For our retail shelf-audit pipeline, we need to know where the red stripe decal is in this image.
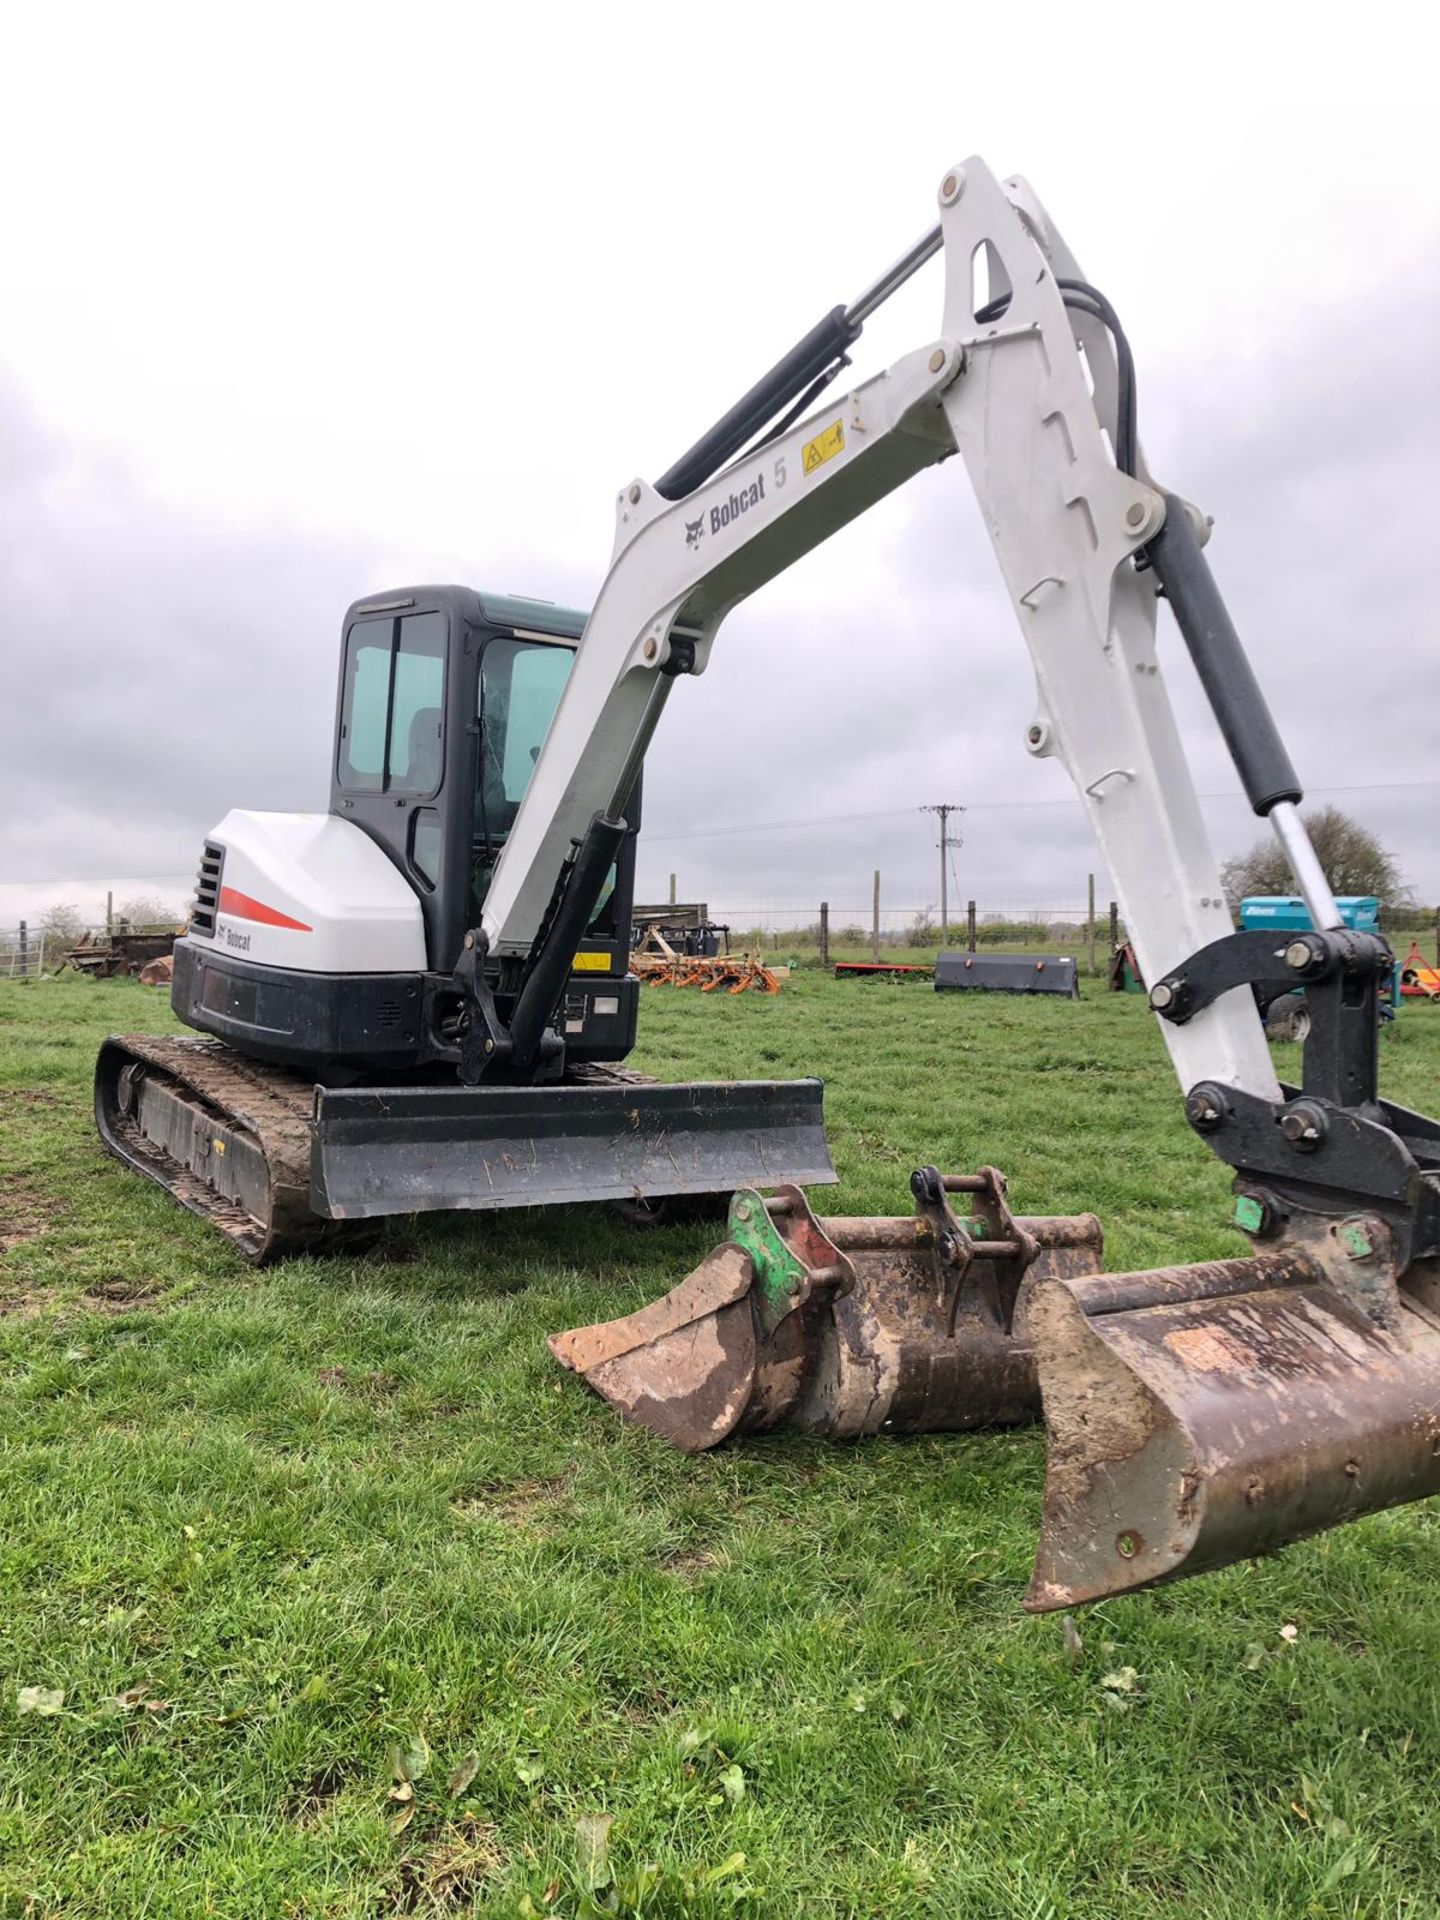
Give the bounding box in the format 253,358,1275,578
219,886,312,933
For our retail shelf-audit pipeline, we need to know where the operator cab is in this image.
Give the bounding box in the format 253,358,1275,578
330,586,637,986
173,586,639,1074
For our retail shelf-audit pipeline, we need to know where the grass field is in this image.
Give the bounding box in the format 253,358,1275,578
4,974,1440,1918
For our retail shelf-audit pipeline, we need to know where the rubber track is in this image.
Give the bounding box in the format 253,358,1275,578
96,1034,373,1265
96,1034,657,1267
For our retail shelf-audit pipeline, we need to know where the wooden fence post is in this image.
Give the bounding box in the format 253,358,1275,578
819,901,830,968
1087,872,1097,977
872,871,881,964
1109,900,1119,951
966,900,977,954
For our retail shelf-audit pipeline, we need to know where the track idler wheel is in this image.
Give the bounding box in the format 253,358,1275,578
548,1169,1103,1451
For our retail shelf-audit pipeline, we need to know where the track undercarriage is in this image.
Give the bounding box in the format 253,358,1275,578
95,1035,366,1262
94,1034,835,1265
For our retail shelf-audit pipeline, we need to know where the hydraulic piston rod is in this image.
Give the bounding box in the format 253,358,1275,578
844,224,943,326
1146,494,1342,931
654,224,944,502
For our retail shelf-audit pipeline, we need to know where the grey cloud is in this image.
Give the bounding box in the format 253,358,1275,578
4,252,1437,934
1,378,408,889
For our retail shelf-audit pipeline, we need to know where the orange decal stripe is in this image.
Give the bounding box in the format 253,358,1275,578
218,885,313,933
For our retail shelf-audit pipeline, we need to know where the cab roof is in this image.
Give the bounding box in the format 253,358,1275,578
475,590,588,640
348,586,589,642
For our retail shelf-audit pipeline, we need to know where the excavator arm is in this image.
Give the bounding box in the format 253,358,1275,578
479,159,1289,1108
533,159,1440,1609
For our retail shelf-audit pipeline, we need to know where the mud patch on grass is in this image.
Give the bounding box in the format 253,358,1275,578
0,1179,68,1254
451,1471,572,1528
659,1546,721,1578
81,1277,162,1312
391,1819,506,1911
0,1283,49,1320
317,1364,401,1397
284,1762,352,1824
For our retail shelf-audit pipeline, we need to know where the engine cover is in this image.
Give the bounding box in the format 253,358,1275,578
188,810,427,974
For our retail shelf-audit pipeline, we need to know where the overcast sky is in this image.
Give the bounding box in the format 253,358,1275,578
2,3,1436,933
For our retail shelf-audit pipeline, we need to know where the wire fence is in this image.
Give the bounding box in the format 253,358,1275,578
635,894,1121,970
643,887,1440,970
710,900,1100,934
0,915,183,980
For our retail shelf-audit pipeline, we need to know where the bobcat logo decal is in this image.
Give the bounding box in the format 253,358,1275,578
684,515,705,551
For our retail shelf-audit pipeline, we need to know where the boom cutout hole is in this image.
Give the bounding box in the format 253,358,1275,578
970,240,1013,323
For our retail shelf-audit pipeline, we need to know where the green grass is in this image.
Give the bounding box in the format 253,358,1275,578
4,974,1440,1918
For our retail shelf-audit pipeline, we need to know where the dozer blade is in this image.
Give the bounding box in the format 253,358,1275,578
311,1077,835,1217
1023,1224,1440,1610
550,1168,1103,1450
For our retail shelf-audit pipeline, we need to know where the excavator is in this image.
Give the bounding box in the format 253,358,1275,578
96,158,1440,1612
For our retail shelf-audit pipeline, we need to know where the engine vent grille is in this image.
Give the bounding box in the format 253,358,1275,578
190,843,224,937
376,999,402,1028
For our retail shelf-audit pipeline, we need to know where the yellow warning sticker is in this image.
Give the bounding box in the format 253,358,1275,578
802,418,845,475
571,950,611,972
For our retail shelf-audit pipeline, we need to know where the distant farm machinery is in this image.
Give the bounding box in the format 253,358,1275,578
1401,942,1440,1001
631,920,785,995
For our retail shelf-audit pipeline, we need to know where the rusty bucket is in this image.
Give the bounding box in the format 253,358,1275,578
548,1168,1103,1450
1023,1218,1440,1609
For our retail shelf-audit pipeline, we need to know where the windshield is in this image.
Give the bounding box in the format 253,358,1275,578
475,632,617,932
477,635,574,843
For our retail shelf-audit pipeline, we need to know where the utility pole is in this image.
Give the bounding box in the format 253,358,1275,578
921,805,963,939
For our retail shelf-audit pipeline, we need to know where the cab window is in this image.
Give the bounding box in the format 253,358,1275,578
339,611,445,794
476,636,573,840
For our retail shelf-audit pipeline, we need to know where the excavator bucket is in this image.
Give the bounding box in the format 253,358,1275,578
552,1169,1440,1610
1022,1225,1440,1610
548,1168,1103,1450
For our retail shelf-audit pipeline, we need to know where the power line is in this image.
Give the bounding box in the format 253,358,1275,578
644,804,919,845
6,782,1439,889
644,778,1440,845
